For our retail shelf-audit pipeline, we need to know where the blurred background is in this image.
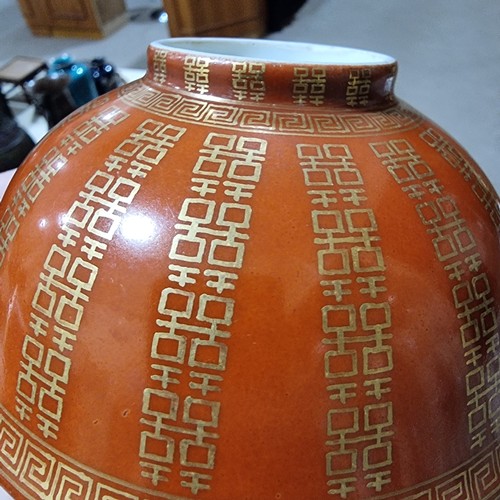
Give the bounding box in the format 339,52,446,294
0,0,498,190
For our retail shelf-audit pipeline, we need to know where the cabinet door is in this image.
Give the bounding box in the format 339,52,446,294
17,0,51,35
17,0,127,38
163,0,266,38
45,0,98,31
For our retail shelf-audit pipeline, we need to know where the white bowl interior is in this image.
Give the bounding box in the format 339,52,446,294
153,38,396,66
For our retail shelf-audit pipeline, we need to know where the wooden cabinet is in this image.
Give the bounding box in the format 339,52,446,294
163,0,266,38
17,0,128,38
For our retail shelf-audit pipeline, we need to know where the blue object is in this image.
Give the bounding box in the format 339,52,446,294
49,55,98,108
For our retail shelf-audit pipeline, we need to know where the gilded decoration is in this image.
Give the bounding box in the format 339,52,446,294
370,139,499,450
118,84,423,137
14,119,186,440
139,132,267,494
297,143,394,497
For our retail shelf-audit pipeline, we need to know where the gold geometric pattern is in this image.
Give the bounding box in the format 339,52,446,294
297,143,394,497
14,119,186,440
346,69,372,107
292,66,326,106
419,127,500,232
0,105,130,271
231,61,266,102
139,132,267,494
0,147,66,270
183,56,210,95
372,441,500,499
153,49,168,84
0,404,189,499
1,403,499,499
370,139,500,451
118,83,423,137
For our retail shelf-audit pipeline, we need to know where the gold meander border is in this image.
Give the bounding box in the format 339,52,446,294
371,441,499,499
1,404,498,499
0,404,188,500
118,83,423,137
